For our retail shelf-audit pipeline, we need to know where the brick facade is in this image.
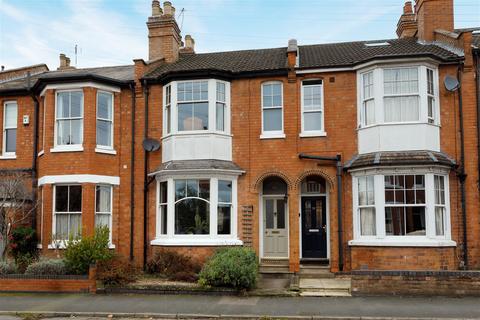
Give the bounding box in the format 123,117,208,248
0,0,479,275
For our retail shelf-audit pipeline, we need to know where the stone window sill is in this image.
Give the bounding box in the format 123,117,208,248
150,237,243,246
348,239,456,247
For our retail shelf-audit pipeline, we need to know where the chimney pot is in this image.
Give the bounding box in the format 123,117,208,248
163,1,175,16
152,0,162,16
58,53,73,70
287,39,298,53
185,35,195,51
403,1,413,14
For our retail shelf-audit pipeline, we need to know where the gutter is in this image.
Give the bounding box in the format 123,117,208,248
298,153,344,271
129,82,136,261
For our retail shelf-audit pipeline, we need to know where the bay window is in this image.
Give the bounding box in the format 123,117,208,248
162,79,230,136
301,80,324,135
153,176,240,245
3,101,17,156
96,91,114,149
56,91,83,147
261,82,284,138
352,169,452,245
358,64,439,127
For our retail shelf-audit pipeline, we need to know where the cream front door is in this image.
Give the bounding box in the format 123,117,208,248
263,197,288,258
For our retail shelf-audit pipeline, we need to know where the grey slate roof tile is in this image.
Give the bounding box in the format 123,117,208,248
154,160,244,173
344,151,456,170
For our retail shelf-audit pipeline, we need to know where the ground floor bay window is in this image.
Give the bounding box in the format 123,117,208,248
350,167,455,246
151,174,242,246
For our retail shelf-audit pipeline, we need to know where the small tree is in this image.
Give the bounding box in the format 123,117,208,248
0,172,36,260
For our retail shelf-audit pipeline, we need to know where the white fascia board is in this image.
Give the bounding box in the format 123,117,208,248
38,174,120,186
40,82,121,96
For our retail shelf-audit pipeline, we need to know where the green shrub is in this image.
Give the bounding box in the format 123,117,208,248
97,255,138,286
64,226,113,275
0,261,17,275
25,259,67,276
9,226,38,272
198,247,258,290
145,249,201,282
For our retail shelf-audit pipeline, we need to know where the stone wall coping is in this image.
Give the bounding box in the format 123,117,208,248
0,274,89,280
352,270,480,277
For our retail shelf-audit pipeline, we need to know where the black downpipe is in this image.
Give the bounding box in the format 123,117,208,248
30,95,39,229
298,153,343,271
129,83,136,261
457,66,468,268
143,80,150,268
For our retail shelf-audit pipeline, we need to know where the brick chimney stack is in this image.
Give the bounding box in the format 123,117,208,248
147,1,181,62
415,0,454,41
396,1,417,38
58,53,74,70
180,35,195,54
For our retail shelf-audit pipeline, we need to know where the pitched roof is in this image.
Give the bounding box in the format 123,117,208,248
152,160,244,174
0,65,134,94
344,151,456,170
145,37,461,80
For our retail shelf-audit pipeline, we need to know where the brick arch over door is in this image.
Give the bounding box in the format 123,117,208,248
253,171,294,192
294,169,335,192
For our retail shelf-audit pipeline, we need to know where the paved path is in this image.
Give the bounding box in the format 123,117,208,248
0,293,479,319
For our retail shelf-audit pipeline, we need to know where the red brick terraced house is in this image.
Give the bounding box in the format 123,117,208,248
0,0,479,275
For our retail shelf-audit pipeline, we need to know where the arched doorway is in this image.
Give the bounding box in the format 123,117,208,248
261,176,288,258
300,175,328,260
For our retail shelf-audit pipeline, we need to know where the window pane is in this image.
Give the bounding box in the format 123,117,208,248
199,180,210,200
5,129,16,153
69,186,82,212
160,205,168,234
55,215,69,239
97,92,112,120
384,68,418,94
177,81,208,102
194,102,209,130
360,208,376,236
276,199,286,229
70,119,83,144
218,180,232,203
57,93,70,118
95,213,110,228
385,207,403,235
96,185,111,213
216,103,225,131
55,186,69,212
435,207,445,236
186,179,199,197
175,198,209,234
263,176,287,195
217,204,231,235
70,213,82,238
364,99,375,126
57,120,69,145
385,206,425,236
304,85,322,109
70,92,83,117
96,120,112,146
263,108,282,131
304,111,322,131
178,103,193,131
159,182,168,204
166,105,171,133
216,82,226,102
4,103,17,128
265,199,274,229
175,180,186,200
384,96,419,122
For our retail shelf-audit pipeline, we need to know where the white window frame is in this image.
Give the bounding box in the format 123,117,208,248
95,91,115,152
2,101,17,158
164,84,172,135
357,63,440,128
360,71,375,127
426,68,437,124
350,167,454,247
162,79,231,137
52,90,84,153
261,81,285,139
95,184,114,245
152,174,241,246
383,66,420,123
300,79,326,137
52,184,82,243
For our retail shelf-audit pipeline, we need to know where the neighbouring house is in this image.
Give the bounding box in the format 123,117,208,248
0,0,479,276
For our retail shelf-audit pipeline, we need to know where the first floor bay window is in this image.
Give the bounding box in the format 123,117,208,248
56,91,83,146
152,175,241,246
351,169,452,245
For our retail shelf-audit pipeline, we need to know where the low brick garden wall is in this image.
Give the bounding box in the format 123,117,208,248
0,266,96,293
352,270,480,296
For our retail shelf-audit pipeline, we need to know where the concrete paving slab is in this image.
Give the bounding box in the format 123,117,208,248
299,278,351,290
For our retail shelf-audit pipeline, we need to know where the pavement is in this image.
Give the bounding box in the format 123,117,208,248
0,293,480,319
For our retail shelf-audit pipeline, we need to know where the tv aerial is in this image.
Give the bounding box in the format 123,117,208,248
142,138,161,152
